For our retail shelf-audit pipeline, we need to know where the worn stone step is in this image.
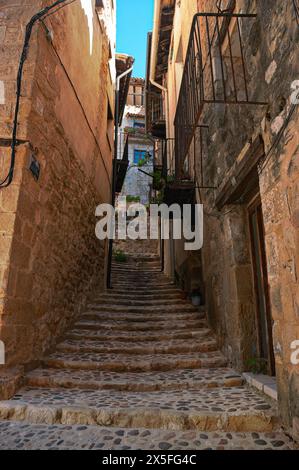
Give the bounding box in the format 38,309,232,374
25,368,244,392
0,386,278,432
74,318,207,332
66,327,212,343
103,287,180,296
86,303,198,313
95,292,185,301
111,278,166,283
92,298,189,307
42,351,227,372
111,267,162,272
55,337,218,355
80,311,203,324
0,421,294,450
111,276,167,283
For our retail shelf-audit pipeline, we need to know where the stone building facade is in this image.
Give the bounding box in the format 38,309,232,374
147,0,299,439
119,78,153,204
0,0,116,377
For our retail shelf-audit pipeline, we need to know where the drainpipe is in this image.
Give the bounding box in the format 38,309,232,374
107,65,133,289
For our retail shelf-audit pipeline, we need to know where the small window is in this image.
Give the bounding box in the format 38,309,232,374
133,121,145,129
133,149,151,164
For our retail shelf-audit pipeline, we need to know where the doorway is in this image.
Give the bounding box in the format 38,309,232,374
248,195,275,376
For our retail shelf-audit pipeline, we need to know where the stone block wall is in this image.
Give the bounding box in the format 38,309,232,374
0,1,113,370
194,0,299,437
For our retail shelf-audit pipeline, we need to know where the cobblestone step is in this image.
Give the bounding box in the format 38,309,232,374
74,318,207,332
92,298,189,306
25,368,244,392
0,421,295,450
101,287,180,295
111,280,173,286
66,327,212,343
0,386,278,432
55,337,218,355
42,351,227,372
95,292,185,301
86,303,198,313
80,311,204,324
0,253,286,448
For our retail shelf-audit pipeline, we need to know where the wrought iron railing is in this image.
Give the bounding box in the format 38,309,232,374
174,12,267,177
146,91,166,138
115,134,129,193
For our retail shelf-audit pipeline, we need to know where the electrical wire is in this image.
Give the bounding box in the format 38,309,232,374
292,0,299,26
0,0,77,189
42,0,77,20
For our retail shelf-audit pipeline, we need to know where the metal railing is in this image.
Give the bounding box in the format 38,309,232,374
146,91,165,136
115,134,129,193
174,12,267,177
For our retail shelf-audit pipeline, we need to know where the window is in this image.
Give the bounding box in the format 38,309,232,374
133,149,151,164
128,84,145,106
133,121,145,129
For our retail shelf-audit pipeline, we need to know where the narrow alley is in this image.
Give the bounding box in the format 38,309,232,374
0,0,299,455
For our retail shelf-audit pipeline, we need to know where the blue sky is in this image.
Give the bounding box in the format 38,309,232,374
116,0,154,78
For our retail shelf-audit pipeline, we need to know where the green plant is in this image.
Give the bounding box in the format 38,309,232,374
126,195,140,203
246,357,268,374
166,174,175,183
137,151,152,168
114,249,127,263
151,170,164,190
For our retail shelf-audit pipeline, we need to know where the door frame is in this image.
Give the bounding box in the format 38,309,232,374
247,193,276,376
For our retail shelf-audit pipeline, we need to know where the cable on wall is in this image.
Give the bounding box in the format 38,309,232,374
292,0,299,26
0,0,76,189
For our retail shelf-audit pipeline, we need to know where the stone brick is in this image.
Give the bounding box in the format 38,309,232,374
0,0,114,372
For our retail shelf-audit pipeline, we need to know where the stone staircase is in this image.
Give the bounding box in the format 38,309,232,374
0,255,295,449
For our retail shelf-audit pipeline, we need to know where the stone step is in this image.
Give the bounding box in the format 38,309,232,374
80,311,203,324
92,298,189,306
111,280,173,286
66,327,212,343
111,267,162,272
55,337,218,355
25,368,244,392
86,303,198,313
103,287,180,295
111,276,167,282
0,386,278,432
112,279,171,293
95,292,185,301
42,351,227,372
0,421,294,450
74,318,207,332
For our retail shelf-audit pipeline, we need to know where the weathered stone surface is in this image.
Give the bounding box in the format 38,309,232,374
0,255,292,451
0,0,113,371
0,421,296,450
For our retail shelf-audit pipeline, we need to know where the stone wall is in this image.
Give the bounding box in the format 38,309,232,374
160,0,299,438
0,1,113,371
194,0,299,438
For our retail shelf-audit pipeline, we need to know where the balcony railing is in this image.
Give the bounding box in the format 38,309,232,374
174,12,267,178
115,135,129,193
146,91,166,139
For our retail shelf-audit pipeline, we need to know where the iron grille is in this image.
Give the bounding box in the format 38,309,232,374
115,135,129,193
146,91,166,138
174,12,267,178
